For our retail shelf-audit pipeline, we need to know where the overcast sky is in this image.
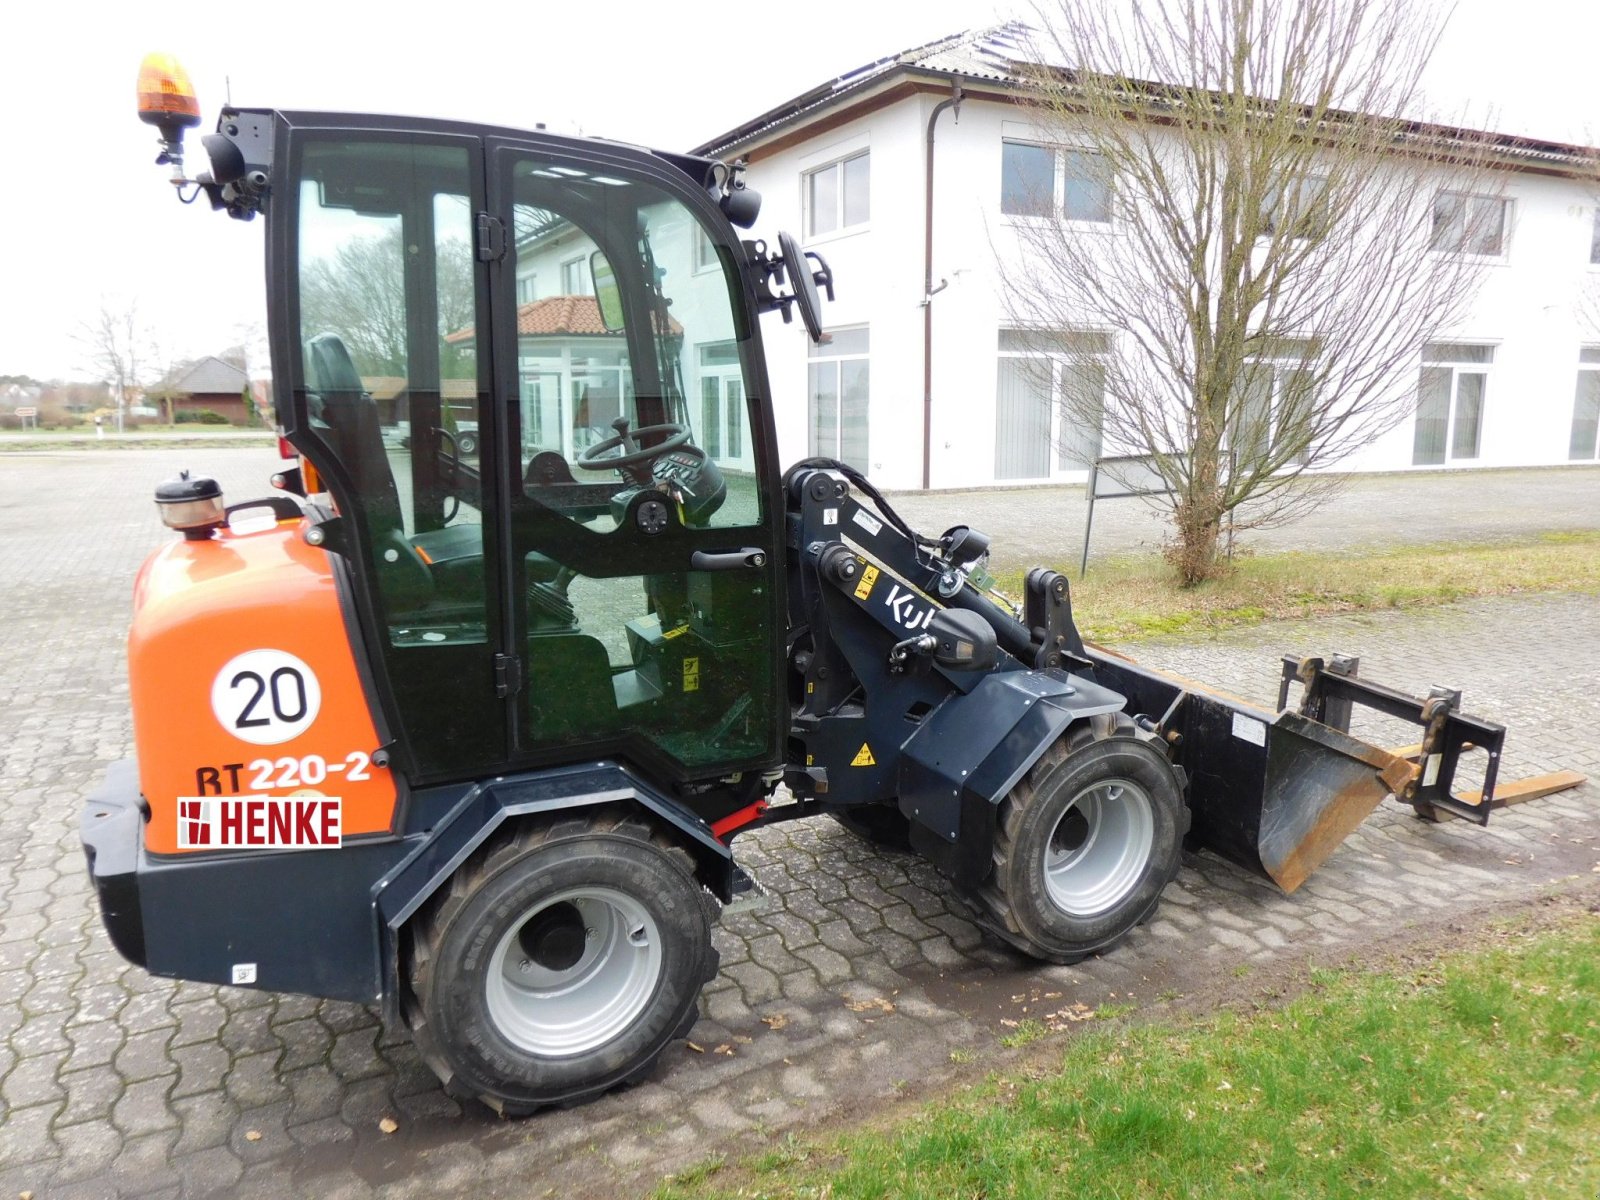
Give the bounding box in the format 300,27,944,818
2,0,1595,383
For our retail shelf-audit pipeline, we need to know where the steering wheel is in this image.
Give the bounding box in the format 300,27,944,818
575,416,693,481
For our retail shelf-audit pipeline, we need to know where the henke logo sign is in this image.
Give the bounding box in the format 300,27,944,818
177,794,343,850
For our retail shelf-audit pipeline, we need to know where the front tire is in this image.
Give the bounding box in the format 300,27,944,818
970,714,1187,963
406,808,716,1114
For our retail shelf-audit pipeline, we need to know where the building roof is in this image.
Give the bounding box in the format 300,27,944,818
361,376,477,402
692,23,1031,159
446,295,681,343
691,20,1598,174
162,356,250,396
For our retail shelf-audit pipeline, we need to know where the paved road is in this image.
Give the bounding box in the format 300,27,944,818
0,449,1595,1198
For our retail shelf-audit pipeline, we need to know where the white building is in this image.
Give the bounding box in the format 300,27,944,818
691,23,1600,491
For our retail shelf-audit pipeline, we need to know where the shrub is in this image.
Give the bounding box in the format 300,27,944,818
175,409,231,425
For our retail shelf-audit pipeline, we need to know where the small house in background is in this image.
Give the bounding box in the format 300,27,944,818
153,356,252,424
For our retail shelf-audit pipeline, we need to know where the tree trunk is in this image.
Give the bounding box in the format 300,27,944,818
1172,436,1226,585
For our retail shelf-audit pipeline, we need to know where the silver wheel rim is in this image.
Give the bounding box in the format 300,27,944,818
485,886,663,1057
1043,778,1156,917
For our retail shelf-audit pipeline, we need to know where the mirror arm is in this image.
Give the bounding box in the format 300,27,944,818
743,238,795,320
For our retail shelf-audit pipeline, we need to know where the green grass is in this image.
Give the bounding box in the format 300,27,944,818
657,916,1600,1199
992,531,1600,641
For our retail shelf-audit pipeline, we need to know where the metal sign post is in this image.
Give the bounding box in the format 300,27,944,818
1080,453,1177,578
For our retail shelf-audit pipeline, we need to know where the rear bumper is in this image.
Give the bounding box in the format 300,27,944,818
80,759,148,968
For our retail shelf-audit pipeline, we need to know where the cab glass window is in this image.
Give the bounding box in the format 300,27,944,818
511,163,759,530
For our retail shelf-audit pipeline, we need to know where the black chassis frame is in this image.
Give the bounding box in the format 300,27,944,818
769,465,1145,888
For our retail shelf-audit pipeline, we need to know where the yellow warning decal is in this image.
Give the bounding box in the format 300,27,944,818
662,624,691,640
682,656,700,693
850,743,876,767
853,563,879,601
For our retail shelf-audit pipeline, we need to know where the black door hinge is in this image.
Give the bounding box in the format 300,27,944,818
476,213,506,262
493,653,522,698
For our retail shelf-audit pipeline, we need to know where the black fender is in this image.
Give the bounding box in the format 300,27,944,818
371,760,732,1024
897,669,1129,886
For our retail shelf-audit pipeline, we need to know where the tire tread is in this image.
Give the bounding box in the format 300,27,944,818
403,805,716,1115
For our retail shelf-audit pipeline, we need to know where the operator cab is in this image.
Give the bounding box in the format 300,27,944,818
278,128,789,786
131,89,826,801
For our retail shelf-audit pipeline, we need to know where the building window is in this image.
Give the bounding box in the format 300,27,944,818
1430,192,1508,256
808,326,869,467
1232,339,1318,464
804,152,869,237
560,257,592,296
694,225,719,271
994,329,1106,479
696,340,745,465
1414,343,1492,465
1571,347,1600,460
1591,210,1600,265
1263,176,1329,240
1000,142,1112,223
516,273,537,305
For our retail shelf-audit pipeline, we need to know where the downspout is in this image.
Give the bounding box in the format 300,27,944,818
922,81,963,490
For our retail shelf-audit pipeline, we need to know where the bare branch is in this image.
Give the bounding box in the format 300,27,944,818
1000,0,1503,582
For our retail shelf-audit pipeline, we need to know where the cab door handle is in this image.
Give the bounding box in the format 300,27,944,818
691,548,768,571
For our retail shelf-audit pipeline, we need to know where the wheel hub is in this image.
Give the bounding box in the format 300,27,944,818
485,887,664,1058
517,901,587,972
1043,778,1156,917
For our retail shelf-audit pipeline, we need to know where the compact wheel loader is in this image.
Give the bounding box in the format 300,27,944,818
85,57,1516,1114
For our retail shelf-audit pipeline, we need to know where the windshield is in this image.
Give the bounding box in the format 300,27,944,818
509,160,759,526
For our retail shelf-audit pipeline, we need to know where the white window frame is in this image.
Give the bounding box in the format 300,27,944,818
807,325,870,466
994,329,1107,480
693,225,720,274
1590,208,1600,267
1000,140,1113,225
694,340,750,470
560,256,592,297
803,151,870,240
1414,343,1494,466
516,273,537,305
1429,191,1511,259
1571,346,1600,461
1261,175,1329,242
1230,340,1319,464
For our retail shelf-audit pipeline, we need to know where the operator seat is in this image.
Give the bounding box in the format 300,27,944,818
304,333,448,612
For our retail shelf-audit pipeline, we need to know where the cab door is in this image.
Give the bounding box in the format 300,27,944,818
276,120,506,783
486,138,785,781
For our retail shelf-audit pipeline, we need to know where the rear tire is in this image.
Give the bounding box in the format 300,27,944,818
405,807,716,1114
969,714,1187,964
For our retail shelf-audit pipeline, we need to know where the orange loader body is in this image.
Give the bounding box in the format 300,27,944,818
128,516,398,855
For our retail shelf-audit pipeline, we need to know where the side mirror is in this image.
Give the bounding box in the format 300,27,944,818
778,230,831,343
926,608,997,673
591,251,624,331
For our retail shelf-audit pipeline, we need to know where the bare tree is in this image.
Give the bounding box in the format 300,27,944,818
75,300,153,431
299,231,476,379
1005,0,1502,582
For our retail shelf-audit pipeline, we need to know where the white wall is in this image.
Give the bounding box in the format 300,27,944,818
738,87,1600,489
741,96,932,487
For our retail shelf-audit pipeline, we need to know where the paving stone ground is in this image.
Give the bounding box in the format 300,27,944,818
0,449,1595,1198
